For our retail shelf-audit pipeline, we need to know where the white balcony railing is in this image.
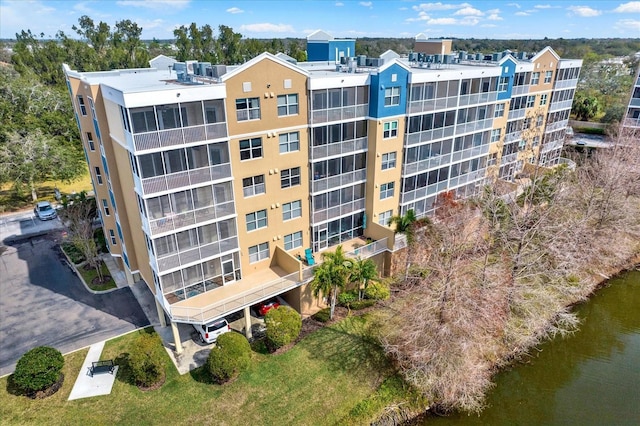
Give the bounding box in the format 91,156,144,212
141,163,232,195
311,104,368,124
147,201,235,236
168,237,388,324
311,137,367,160
311,169,366,194
132,123,227,152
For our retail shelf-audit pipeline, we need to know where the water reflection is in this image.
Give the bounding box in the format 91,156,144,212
426,269,640,426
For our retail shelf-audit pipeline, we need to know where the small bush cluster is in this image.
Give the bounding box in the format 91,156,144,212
207,332,251,384
312,308,331,323
265,306,302,350
364,281,390,301
13,346,64,394
128,333,164,387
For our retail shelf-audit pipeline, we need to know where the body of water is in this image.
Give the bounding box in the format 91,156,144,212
427,269,640,425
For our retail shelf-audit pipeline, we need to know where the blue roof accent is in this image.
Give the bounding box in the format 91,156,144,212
307,39,355,62
497,56,517,101
369,62,409,118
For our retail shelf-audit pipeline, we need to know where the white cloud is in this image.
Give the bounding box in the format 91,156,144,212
487,13,503,20
454,6,483,16
116,0,191,10
426,17,458,25
567,6,602,17
614,18,640,31
134,18,165,30
515,11,530,16
613,2,640,13
239,23,294,33
534,4,553,8
226,7,243,14
335,2,344,6
359,1,372,7
399,6,408,10
507,3,521,8
481,24,498,28
412,2,471,12
406,11,431,22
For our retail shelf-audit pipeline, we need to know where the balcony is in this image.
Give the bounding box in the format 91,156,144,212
311,169,366,194
458,91,498,106
312,198,365,224
132,123,227,152
311,104,368,124
409,96,458,113
545,119,569,133
549,99,573,113
152,236,240,274
554,78,579,90
311,137,367,160
148,201,235,236
406,125,456,146
507,108,526,121
167,237,388,324
512,85,530,96
454,118,493,136
141,163,232,195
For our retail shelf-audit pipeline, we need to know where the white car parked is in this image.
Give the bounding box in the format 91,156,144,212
34,201,57,220
194,318,231,344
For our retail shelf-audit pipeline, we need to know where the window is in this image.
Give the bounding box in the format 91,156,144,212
498,77,509,92
384,87,400,106
277,94,299,116
531,72,540,85
283,200,302,221
95,166,103,185
540,93,548,106
544,71,553,84
383,121,398,138
536,115,544,127
281,167,301,188
378,210,392,226
86,132,95,151
381,152,396,170
249,242,269,263
284,231,302,250
526,96,535,108
243,175,265,197
109,229,117,245
236,97,260,121
77,96,87,116
102,199,110,216
532,136,540,147
495,103,505,118
279,132,299,153
490,129,501,143
380,182,395,199
246,209,267,231
239,137,262,160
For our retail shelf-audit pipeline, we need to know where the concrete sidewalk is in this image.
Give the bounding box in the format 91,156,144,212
68,341,118,401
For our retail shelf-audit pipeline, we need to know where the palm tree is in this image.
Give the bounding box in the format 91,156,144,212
388,209,418,279
349,257,379,300
311,245,351,320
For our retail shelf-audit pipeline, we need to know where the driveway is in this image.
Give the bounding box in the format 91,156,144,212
0,233,149,376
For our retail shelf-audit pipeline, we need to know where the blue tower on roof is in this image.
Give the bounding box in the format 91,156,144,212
306,30,356,63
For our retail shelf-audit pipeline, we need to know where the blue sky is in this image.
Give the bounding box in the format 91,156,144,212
1,1,639,40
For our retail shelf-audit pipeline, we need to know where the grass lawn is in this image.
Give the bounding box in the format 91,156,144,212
0,170,93,213
0,317,421,425
77,261,117,292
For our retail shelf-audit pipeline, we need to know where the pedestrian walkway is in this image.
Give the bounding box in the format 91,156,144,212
101,254,128,289
68,341,118,401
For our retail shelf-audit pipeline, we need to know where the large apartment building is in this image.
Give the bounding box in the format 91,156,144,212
623,64,640,132
63,33,581,351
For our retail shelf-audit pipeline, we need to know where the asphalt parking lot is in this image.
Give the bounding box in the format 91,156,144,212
0,233,149,376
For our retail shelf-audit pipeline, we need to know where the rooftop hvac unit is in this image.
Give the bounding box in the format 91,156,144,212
417,53,425,62
434,54,442,63
475,53,483,61
185,60,197,75
211,65,227,78
357,55,367,67
197,62,211,76
442,54,450,64
467,54,475,61
492,53,499,61
368,58,384,67
517,51,527,60
458,51,467,60
484,54,493,61
340,56,348,65
409,52,418,62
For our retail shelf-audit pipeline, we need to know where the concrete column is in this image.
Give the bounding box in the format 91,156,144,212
243,306,253,340
171,321,183,354
155,298,167,327
125,267,135,285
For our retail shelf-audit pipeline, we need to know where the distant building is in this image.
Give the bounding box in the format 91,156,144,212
62,32,580,352
623,65,640,131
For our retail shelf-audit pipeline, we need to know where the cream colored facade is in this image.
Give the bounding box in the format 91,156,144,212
63,44,580,347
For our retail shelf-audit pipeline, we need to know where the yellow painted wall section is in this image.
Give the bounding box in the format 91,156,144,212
225,57,311,276
365,117,405,233
530,50,558,94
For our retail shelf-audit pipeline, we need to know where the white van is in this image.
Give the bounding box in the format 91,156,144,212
194,318,231,344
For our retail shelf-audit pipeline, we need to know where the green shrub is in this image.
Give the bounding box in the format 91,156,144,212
61,242,85,264
207,332,251,384
265,306,302,350
338,291,358,307
128,333,164,387
350,299,377,310
13,346,64,394
364,280,390,300
312,308,331,323
93,228,108,253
